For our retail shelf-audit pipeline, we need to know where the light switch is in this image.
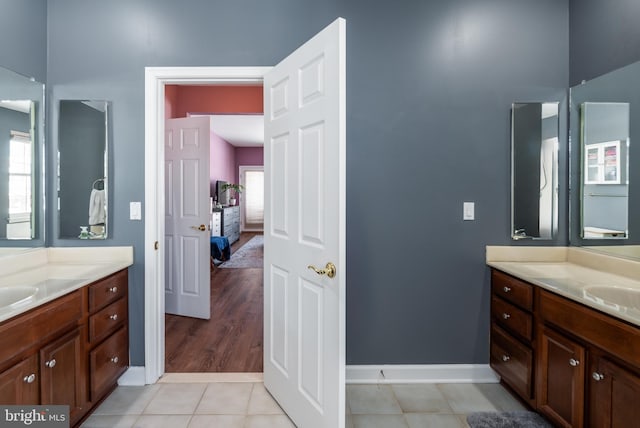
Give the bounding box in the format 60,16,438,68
130,202,142,220
463,202,475,221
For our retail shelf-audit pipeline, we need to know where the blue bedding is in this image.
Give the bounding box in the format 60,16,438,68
210,236,231,261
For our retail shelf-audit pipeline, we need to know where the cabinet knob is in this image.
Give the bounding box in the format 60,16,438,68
502,313,511,320
503,286,511,293
108,286,118,293
45,359,57,368
592,372,605,381
569,358,580,367
111,356,119,364
109,314,118,321
23,373,36,384
502,355,510,362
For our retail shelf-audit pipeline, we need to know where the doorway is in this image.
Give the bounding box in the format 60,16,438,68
144,67,272,383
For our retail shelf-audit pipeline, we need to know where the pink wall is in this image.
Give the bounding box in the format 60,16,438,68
164,85,178,120
210,131,236,196
234,147,264,184
165,85,263,118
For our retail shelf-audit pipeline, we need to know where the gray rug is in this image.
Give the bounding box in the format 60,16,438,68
467,411,552,428
219,235,263,268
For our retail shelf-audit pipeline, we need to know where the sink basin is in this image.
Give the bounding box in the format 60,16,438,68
0,286,37,308
584,286,640,309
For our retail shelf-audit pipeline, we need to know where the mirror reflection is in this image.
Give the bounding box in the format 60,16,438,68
570,59,639,258
58,100,109,239
511,102,559,240
0,100,34,239
0,66,44,246
580,102,629,239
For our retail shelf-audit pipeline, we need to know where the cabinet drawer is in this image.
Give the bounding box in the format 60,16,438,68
491,270,533,311
492,295,533,341
0,291,82,365
89,269,127,312
90,327,128,400
491,325,533,400
89,298,127,343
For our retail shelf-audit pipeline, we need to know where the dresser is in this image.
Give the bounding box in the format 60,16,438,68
221,206,240,245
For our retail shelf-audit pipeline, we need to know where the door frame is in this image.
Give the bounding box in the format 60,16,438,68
144,66,271,384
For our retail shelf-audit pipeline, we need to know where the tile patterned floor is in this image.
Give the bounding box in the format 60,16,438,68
81,381,525,428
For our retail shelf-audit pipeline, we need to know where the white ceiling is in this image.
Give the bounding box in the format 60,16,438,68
191,114,264,147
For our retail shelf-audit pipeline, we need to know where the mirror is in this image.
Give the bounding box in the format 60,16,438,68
580,102,629,239
0,66,45,246
570,60,640,259
511,102,559,240
57,100,109,239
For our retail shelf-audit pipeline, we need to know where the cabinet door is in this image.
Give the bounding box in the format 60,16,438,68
40,329,84,424
537,327,585,428
589,358,640,428
0,355,39,404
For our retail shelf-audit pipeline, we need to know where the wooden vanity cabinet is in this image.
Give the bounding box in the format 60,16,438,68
490,270,536,405
588,355,640,427
490,268,640,428
0,268,129,427
0,355,39,404
537,326,585,428
84,269,129,404
40,328,84,422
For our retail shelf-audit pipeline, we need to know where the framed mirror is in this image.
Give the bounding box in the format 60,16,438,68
0,66,45,246
511,102,559,240
57,100,109,239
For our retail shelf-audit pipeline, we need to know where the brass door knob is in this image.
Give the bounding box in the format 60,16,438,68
191,224,207,231
307,262,336,278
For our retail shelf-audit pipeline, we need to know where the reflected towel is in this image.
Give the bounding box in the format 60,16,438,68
89,189,106,225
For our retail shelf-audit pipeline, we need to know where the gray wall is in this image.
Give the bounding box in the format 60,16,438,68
44,0,569,367
569,0,640,85
0,0,47,82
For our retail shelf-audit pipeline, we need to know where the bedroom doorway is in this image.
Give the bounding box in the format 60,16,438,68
163,81,266,373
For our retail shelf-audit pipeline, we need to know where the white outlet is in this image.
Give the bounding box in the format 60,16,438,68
130,202,142,220
463,202,475,221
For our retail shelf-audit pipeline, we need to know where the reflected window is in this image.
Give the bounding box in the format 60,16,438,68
7,130,32,239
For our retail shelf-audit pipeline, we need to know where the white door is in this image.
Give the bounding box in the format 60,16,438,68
264,18,346,428
165,116,211,319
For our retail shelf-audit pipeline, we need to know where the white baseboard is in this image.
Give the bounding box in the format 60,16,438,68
118,366,146,386
346,364,500,384
117,364,499,386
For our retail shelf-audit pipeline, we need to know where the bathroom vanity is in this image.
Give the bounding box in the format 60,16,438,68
487,247,640,428
0,247,132,427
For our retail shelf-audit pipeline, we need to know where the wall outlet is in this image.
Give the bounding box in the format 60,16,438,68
463,202,475,221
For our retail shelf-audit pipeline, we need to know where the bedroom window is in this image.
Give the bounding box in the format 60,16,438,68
240,166,264,231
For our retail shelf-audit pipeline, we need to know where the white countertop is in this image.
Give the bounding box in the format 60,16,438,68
487,246,640,327
0,247,133,323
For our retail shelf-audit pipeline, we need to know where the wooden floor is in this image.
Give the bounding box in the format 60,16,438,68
165,232,263,373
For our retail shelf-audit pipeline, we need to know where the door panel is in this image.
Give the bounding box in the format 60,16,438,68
263,17,346,428
165,116,211,319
